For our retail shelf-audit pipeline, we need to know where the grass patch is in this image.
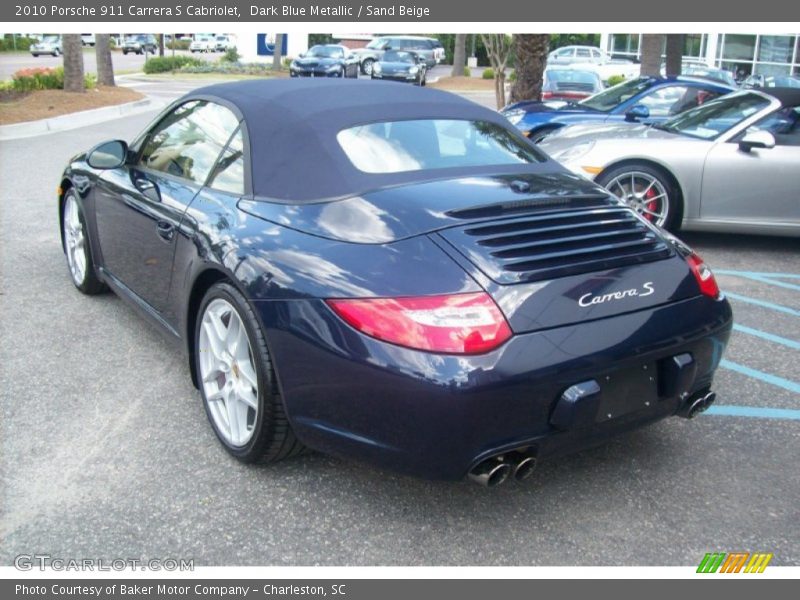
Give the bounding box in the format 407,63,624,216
0,86,144,125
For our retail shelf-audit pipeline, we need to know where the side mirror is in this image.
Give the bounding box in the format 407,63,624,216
298,52,305,58
87,140,128,169
738,130,776,152
625,104,650,122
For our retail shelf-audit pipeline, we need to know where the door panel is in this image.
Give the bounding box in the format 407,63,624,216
93,168,201,312
701,142,800,224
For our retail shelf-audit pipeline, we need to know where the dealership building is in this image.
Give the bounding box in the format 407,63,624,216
601,33,800,78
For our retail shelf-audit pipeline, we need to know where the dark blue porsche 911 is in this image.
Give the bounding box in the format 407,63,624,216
59,80,732,486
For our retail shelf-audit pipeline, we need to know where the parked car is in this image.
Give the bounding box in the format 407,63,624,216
29,35,61,57
541,67,604,101
352,36,444,75
190,34,216,53
673,64,737,88
371,50,427,85
502,76,735,142
548,45,640,82
122,34,157,55
743,74,800,89
539,88,800,236
215,35,235,52
57,79,732,485
80,34,96,47
289,45,359,78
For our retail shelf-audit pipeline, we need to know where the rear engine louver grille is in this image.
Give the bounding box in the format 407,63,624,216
439,206,672,284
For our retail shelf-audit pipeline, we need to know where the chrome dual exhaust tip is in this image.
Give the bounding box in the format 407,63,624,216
682,391,716,419
468,452,537,487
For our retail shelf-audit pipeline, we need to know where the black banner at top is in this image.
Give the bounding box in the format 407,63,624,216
4,0,800,22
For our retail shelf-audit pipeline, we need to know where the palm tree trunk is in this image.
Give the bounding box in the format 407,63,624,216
451,34,467,77
95,34,115,87
158,34,165,57
640,34,664,77
62,34,84,93
665,34,684,76
510,34,549,102
272,34,284,70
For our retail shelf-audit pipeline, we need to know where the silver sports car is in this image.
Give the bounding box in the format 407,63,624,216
538,88,800,236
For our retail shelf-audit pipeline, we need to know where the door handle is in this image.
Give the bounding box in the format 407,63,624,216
156,220,175,241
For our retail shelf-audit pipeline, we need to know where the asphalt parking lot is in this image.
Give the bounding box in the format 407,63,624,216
0,88,798,567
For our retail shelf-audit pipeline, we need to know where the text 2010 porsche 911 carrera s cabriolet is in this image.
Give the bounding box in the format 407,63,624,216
59,80,732,486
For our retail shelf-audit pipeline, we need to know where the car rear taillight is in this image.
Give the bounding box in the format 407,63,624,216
686,253,720,299
326,292,512,354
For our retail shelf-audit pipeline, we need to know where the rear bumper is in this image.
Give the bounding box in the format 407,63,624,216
256,294,732,480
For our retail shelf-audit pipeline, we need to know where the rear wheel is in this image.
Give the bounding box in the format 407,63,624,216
597,163,682,231
62,191,106,294
195,282,304,463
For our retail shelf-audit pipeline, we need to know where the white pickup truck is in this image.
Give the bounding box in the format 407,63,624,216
547,46,640,84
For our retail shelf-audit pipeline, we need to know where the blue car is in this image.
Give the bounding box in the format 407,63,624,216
58,80,732,486
502,76,736,142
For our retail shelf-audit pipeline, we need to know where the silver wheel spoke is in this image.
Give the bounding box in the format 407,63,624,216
199,298,259,448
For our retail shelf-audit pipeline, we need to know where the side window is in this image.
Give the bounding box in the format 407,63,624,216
576,48,591,59
749,106,800,146
637,85,715,117
207,127,246,194
139,101,240,185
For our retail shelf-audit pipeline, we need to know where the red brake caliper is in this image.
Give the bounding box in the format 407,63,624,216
644,185,658,221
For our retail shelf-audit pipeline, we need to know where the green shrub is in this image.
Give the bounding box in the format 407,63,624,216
166,39,191,51
0,35,40,52
282,57,293,68
606,74,627,87
482,68,495,79
221,47,240,63
509,70,517,82
176,62,276,76
463,66,471,77
84,72,97,89
143,55,204,74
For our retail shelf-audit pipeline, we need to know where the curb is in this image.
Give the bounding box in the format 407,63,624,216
0,96,165,141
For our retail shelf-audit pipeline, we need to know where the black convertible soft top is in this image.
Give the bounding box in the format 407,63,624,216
187,79,550,201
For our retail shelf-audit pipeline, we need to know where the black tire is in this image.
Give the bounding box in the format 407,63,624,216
596,163,683,232
62,190,107,295
361,58,375,75
195,282,304,464
123,50,128,55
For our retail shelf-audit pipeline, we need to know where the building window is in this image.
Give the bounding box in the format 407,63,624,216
758,35,794,63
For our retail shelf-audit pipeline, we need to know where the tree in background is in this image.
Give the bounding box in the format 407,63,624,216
510,34,549,103
158,34,165,57
480,34,514,109
95,34,115,87
451,34,467,77
62,34,84,93
665,34,684,76
639,34,664,76
272,34,284,70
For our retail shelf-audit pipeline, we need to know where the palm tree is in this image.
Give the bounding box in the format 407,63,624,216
640,34,664,77
95,34,115,87
510,34,549,102
272,34,284,70
62,34,84,93
480,34,514,109
451,34,467,77
665,34,684,76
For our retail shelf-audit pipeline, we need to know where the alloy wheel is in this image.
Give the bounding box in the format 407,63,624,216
605,171,669,227
63,195,87,286
198,299,260,447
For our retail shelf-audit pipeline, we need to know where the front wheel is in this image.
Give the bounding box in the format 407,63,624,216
195,282,304,463
361,58,375,75
596,164,682,231
62,191,106,294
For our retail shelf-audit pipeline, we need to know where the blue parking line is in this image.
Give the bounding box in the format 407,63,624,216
716,270,800,279
706,405,800,420
715,270,800,292
733,324,800,350
720,359,800,394
725,293,800,317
